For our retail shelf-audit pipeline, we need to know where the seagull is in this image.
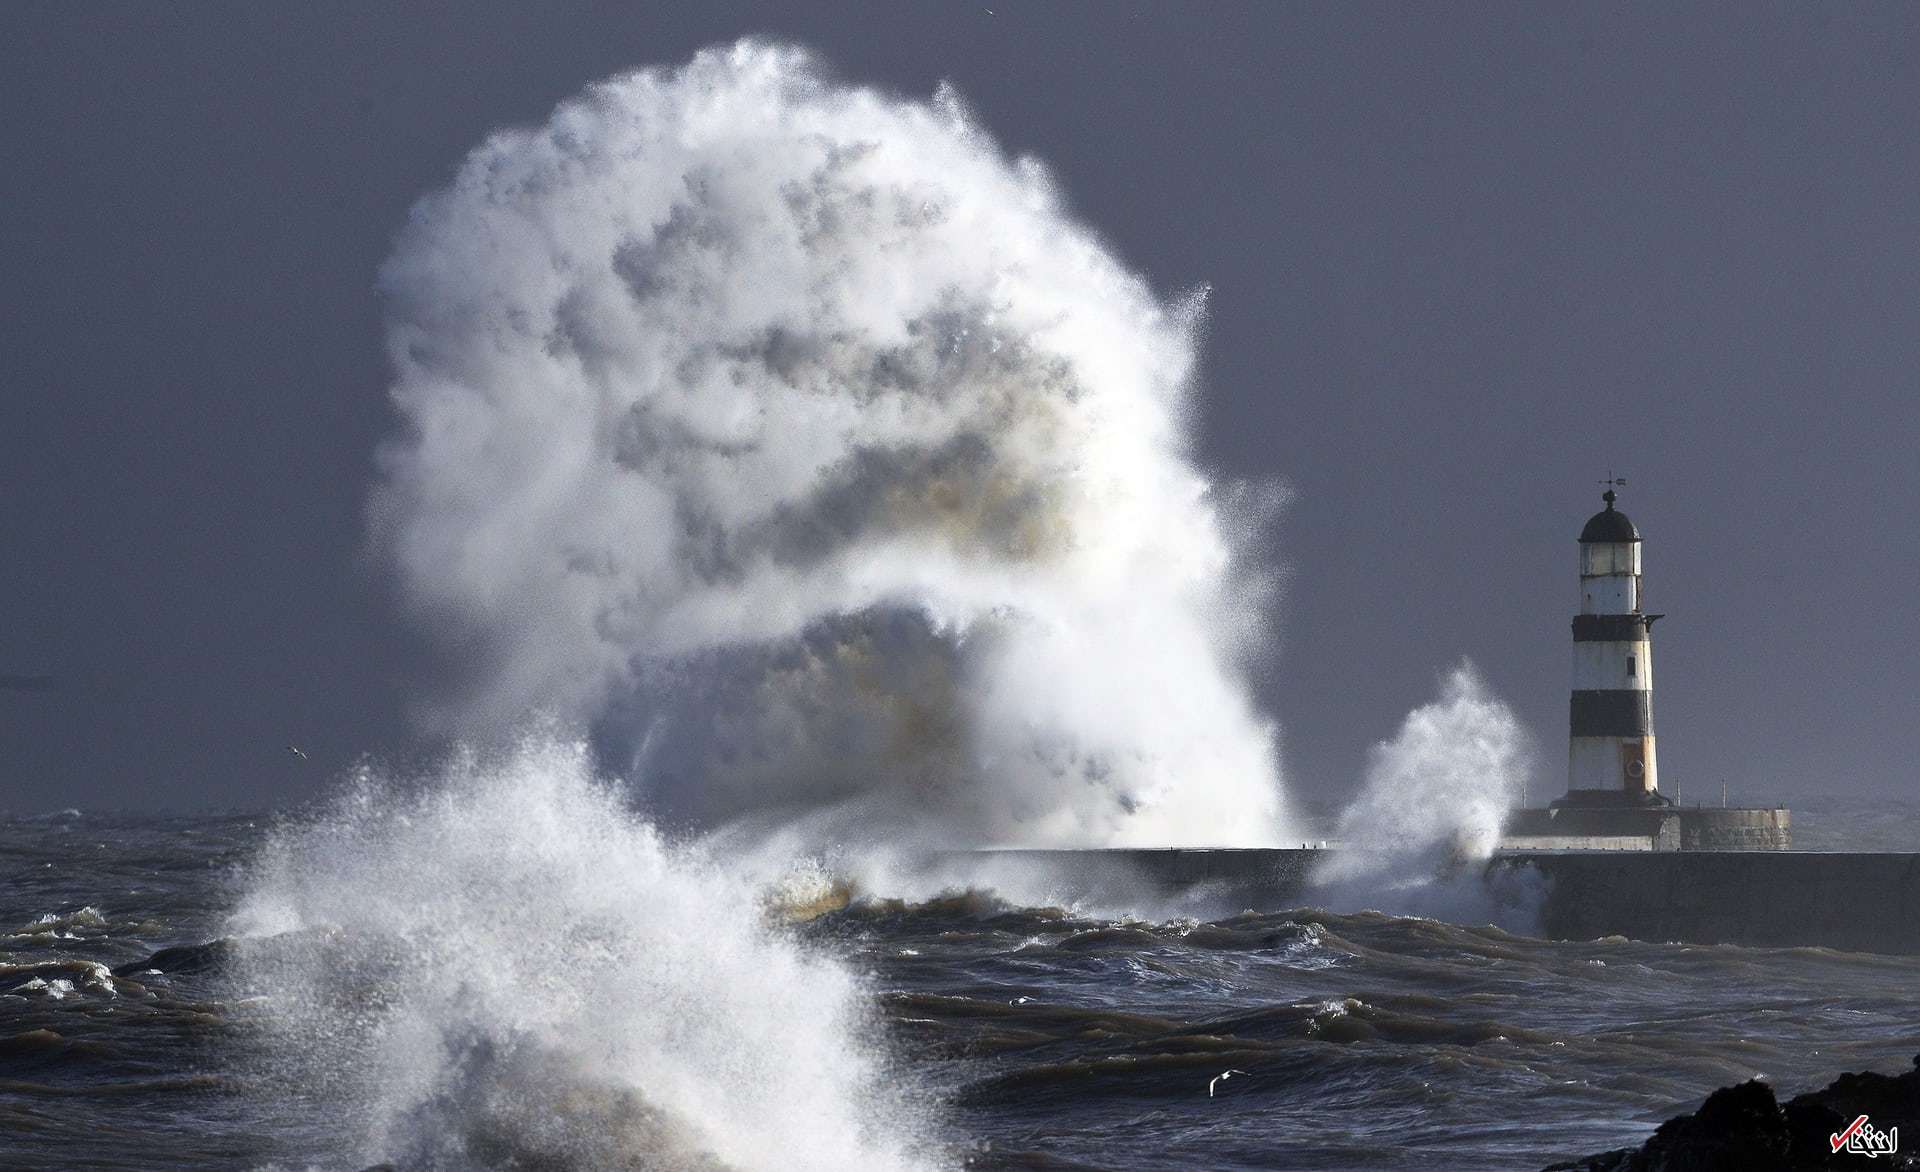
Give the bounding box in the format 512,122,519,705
286,745,308,760
1209,1069,1249,1097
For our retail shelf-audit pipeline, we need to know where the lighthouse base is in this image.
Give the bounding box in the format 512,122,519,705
1503,799,1790,851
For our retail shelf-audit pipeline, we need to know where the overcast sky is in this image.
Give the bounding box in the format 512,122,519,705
3,3,1915,813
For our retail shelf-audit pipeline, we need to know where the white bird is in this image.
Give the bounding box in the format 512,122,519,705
1209,1069,1249,1097
287,745,308,760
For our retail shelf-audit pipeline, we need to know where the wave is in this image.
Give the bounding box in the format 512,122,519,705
225,736,942,1171
368,38,1290,850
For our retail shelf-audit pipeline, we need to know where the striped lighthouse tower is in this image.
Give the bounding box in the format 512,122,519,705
1569,483,1663,798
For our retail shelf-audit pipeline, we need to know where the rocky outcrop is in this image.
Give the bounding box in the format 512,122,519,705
1548,1055,1920,1170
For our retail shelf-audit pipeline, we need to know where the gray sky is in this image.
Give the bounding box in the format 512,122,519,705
3,3,1915,813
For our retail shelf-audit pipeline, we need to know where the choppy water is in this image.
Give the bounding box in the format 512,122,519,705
4,805,1918,1171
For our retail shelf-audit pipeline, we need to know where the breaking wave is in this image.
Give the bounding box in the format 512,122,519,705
1309,661,1538,927
368,39,1290,848
227,737,940,1171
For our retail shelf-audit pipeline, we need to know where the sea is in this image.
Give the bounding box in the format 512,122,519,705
3,791,1917,1172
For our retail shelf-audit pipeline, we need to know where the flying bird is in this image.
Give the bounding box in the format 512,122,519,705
287,745,308,760
1208,1069,1249,1097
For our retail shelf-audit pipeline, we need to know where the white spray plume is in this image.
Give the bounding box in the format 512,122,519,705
228,735,940,1171
1315,660,1533,892
370,40,1290,847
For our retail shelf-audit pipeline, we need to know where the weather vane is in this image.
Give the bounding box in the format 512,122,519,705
1599,472,1627,505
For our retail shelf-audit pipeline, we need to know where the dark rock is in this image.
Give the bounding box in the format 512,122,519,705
1546,1054,1920,1170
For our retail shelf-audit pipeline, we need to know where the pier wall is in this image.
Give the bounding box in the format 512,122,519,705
1509,851,1920,952
958,849,1920,954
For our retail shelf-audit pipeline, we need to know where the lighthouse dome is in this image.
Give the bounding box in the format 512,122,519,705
1579,492,1640,543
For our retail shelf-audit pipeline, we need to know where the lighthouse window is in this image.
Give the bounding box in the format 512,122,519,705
1627,655,1636,677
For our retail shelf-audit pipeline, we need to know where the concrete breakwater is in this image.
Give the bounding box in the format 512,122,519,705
1510,850,1920,954
959,849,1920,955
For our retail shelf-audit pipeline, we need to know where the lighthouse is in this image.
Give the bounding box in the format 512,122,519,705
1500,484,1789,849
1569,483,1662,799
